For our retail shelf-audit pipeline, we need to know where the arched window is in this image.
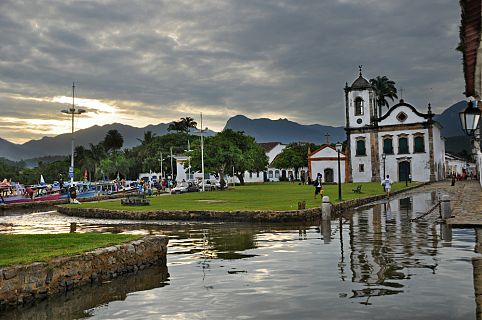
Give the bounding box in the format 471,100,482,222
398,136,409,154
356,139,366,156
354,97,364,116
268,170,273,178
275,170,280,178
383,137,393,154
414,135,425,153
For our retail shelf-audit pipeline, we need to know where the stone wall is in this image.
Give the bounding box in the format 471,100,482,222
58,206,322,222
0,235,169,310
57,183,428,222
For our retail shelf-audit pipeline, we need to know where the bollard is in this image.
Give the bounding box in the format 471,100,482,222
440,195,451,220
70,222,77,233
321,196,331,220
321,219,332,244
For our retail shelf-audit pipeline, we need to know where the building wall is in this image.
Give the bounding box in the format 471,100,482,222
347,90,374,128
350,132,373,182
310,159,346,183
376,128,431,182
432,125,446,180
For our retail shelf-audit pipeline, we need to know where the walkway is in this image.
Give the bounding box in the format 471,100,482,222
408,180,482,227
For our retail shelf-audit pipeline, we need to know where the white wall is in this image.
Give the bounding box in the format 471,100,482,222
348,90,373,128
350,133,373,182
378,105,428,126
432,125,446,180
376,129,431,182
311,160,345,183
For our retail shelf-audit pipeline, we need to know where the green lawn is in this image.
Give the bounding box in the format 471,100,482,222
72,181,417,212
0,233,142,267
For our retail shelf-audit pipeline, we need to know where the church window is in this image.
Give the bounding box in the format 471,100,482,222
275,170,280,178
396,112,408,122
398,137,409,154
359,164,364,172
356,139,366,156
354,97,364,116
414,135,425,153
383,137,393,154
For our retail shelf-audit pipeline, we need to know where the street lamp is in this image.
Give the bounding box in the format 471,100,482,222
382,153,386,179
335,143,343,201
459,100,481,137
61,82,86,184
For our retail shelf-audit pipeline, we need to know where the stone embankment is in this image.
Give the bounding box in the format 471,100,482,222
0,235,169,310
57,183,427,222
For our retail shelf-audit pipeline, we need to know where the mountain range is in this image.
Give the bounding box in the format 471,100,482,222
0,100,472,161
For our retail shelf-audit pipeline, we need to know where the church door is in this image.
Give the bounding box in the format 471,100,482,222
324,168,334,183
398,161,411,182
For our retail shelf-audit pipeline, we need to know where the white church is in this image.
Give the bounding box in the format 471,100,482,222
343,69,446,183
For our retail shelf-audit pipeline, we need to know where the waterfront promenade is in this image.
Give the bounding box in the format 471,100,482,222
411,180,482,227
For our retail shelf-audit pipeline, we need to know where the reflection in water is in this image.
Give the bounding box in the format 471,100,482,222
0,265,169,320
0,191,480,319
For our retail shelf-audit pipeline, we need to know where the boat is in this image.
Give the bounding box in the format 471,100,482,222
0,184,61,204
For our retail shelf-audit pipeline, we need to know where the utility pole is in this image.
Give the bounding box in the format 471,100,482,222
61,82,86,184
201,113,205,192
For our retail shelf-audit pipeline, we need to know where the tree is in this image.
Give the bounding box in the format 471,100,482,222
137,131,156,146
370,76,398,115
189,129,268,186
271,142,320,178
103,129,124,152
167,117,198,134
180,117,197,134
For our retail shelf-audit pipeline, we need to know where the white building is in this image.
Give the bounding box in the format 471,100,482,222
237,142,308,183
445,153,470,177
308,145,347,183
344,70,446,182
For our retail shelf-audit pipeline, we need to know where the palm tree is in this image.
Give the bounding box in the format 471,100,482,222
137,131,156,145
167,120,187,133
180,117,197,134
103,129,124,152
370,76,398,115
168,117,198,134
88,143,107,180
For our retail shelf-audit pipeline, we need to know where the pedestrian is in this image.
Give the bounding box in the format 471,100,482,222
300,173,305,185
289,173,294,183
381,175,393,198
408,174,412,184
314,173,323,199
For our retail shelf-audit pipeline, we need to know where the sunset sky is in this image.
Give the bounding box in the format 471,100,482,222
0,0,463,144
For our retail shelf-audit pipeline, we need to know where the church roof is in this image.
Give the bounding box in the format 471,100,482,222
350,74,371,90
258,142,282,153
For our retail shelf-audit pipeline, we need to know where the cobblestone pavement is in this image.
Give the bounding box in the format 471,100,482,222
407,180,482,227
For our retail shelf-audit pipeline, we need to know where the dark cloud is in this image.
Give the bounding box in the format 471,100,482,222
0,0,463,142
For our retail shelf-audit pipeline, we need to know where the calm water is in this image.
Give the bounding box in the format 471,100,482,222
0,191,480,320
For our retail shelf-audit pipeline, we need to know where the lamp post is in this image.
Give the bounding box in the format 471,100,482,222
335,143,342,202
61,82,86,184
158,152,166,179
459,100,482,182
382,153,386,179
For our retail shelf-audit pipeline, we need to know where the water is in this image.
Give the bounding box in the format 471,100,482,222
0,191,480,319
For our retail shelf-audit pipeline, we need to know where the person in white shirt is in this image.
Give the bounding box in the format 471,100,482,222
381,175,393,198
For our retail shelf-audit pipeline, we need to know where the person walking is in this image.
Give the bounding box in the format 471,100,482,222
381,175,393,198
314,173,323,199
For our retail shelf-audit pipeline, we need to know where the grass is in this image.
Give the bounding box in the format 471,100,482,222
71,181,417,212
0,233,142,267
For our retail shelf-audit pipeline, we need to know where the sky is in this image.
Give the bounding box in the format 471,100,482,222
0,0,463,144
